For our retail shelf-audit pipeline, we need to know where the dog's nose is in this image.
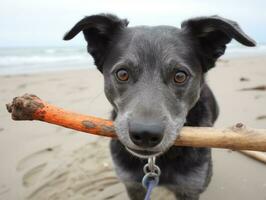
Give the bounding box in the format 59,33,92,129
129,120,164,148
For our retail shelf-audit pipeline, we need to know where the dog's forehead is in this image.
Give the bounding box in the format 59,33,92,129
114,26,199,69
126,26,185,53
129,25,181,39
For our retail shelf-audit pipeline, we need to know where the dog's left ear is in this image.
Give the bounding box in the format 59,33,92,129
181,16,256,72
63,14,129,72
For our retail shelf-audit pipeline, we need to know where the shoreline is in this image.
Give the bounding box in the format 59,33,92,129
0,45,266,76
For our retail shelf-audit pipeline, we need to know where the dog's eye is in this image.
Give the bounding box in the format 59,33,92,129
116,69,129,81
174,71,188,84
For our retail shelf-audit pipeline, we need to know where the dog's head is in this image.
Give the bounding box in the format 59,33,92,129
64,14,255,158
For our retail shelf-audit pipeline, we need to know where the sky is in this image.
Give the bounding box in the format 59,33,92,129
0,0,266,47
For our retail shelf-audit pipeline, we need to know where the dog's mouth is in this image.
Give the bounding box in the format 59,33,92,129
126,147,162,158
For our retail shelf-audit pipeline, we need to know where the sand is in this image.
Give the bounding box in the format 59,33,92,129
0,56,266,200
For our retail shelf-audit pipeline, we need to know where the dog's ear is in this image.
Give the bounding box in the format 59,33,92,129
181,16,256,72
63,14,129,72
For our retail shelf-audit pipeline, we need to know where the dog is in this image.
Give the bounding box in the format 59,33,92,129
63,14,255,200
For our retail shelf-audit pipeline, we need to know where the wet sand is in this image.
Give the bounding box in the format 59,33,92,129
0,56,266,200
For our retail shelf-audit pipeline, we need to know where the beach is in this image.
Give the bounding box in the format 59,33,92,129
0,55,266,200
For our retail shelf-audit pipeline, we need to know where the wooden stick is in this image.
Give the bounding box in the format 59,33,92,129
240,150,266,164
6,94,266,152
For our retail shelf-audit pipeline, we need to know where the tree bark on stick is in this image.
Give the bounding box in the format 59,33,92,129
6,94,266,152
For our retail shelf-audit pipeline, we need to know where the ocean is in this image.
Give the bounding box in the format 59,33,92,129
0,46,93,75
0,44,266,75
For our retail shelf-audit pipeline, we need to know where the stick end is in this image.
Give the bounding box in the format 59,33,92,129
6,94,44,120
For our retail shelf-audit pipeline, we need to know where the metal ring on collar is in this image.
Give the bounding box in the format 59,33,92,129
143,164,161,176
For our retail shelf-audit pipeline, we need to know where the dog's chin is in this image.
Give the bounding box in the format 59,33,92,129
126,147,163,159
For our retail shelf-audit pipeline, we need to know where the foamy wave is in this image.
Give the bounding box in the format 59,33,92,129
0,55,90,66
44,49,57,54
0,45,265,75
0,47,95,75
224,44,266,58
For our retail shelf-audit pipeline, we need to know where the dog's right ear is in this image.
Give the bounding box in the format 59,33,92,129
63,14,129,72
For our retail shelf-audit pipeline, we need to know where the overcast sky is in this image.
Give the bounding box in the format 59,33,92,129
0,0,265,47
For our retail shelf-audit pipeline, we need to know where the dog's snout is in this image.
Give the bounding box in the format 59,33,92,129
129,120,164,148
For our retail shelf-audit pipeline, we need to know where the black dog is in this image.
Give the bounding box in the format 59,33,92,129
64,14,255,200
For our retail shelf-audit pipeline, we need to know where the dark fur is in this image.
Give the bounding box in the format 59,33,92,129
64,14,255,200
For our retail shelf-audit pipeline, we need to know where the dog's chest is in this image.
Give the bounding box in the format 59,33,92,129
114,158,210,192
160,161,210,192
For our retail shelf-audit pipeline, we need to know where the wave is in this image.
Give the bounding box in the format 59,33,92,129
224,43,266,58
0,45,266,75
0,55,90,66
0,47,95,75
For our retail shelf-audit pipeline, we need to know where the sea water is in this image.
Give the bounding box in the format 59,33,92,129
0,44,265,75
0,46,94,75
